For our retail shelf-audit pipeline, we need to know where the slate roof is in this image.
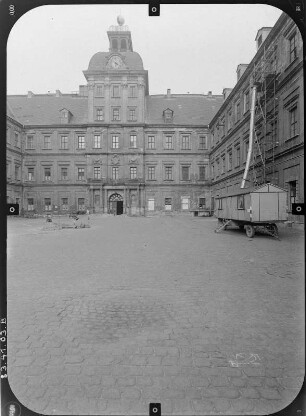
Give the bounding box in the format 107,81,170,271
7,95,88,125
145,94,224,126
87,51,144,71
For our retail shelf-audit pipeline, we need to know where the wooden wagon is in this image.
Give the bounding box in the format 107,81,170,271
214,183,288,238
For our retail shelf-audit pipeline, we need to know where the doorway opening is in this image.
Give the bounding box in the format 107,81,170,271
109,193,124,215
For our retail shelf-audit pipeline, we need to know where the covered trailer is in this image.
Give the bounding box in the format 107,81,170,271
214,183,288,238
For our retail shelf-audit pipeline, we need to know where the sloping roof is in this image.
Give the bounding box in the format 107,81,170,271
7,100,21,124
146,94,224,126
216,183,287,198
7,95,88,125
87,51,144,71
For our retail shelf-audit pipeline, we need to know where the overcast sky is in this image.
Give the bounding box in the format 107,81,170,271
7,4,283,96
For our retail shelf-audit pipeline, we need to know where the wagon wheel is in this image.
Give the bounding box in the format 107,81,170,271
266,223,279,239
245,224,255,238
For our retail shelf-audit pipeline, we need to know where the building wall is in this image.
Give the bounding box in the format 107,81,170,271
209,13,304,222
6,117,23,204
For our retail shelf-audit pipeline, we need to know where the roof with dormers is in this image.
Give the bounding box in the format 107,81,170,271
145,94,224,126
7,95,88,125
87,51,144,71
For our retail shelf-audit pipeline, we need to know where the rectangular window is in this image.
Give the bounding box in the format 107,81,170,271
199,165,206,180
199,135,207,150
78,167,85,181
289,33,297,63
148,135,155,149
78,136,85,149
165,198,172,211
218,198,223,210
244,90,250,113
44,167,51,181
26,135,34,149
61,198,68,210
112,85,120,97
199,197,206,208
289,106,298,138
129,85,137,97
96,84,103,96
228,110,232,130
96,108,104,121
182,166,190,181
182,135,190,150
78,198,85,211
221,156,225,174
27,198,34,211
130,167,137,179
235,101,241,122
94,135,101,148
130,135,137,148
228,151,233,170
148,199,155,211
165,135,173,150
289,180,297,210
148,166,156,180
128,109,136,121
112,135,119,149
61,167,68,180
237,195,245,210
181,197,190,210
44,136,51,149
44,198,52,211
112,108,120,121
235,146,241,167
15,165,19,180
27,168,34,181
94,166,101,179
112,166,119,180
61,136,68,149
165,166,173,180
15,132,19,146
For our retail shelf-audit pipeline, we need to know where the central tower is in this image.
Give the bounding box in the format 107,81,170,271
83,16,148,124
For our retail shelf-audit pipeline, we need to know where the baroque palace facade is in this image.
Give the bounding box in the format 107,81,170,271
7,12,304,218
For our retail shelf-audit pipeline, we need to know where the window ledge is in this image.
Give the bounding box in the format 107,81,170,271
285,134,299,142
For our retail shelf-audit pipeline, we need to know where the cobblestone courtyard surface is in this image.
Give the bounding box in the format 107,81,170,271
7,214,304,415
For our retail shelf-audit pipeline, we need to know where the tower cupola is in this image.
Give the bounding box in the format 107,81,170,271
107,15,133,52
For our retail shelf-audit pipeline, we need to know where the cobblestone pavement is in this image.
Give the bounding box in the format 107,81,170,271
7,215,304,415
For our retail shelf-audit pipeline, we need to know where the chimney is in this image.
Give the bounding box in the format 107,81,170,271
56,89,62,97
223,88,233,100
255,27,272,50
207,91,212,97
167,88,171,98
236,64,248,82
27,91,34,98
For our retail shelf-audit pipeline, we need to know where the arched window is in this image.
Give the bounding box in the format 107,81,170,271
120,39,127,51
112,39,118,50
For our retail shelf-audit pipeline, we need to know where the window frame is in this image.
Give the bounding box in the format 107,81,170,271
60,135,68,150
164,166,173,180
93,134,101,149
130,134,137,148
147,166,156,180
147,135,155,149
77,136,85,149
130,166,137,180
181,165,190,181
181,135,191,150
77,167,85,181
112,135,119,149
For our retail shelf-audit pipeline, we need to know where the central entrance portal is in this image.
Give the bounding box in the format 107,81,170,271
109,193,124,215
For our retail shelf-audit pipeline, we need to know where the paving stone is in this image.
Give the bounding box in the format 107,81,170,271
141,386,163,399
136,376,153,386
210,375,229,387
265,367,283,377
194,358,212,367
101,388,121,399
121,387,141,399
64,364,82,375
142,366,164,376
258,387,282,400
26,366,45,376
190,376,210,387
163,366,181,376
265,377,280,387
230,397,255,413
161,356,178,366
248,376,265,387
13,357,34,366
173,398,194,413
278,377,304,389
239,387,260,398
65,355,84,364
117,376,136,387
146,356,162,365
185,387,203,399
192,398,214,412
243,366,265,377
211,397,231,412
231,377,248,387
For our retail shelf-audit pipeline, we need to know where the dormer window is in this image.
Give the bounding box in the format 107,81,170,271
163,108,174,123
120,39,127,51
112,39,118,50
60,108,71,124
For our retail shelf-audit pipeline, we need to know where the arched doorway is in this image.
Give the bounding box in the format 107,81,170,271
109,193,124,215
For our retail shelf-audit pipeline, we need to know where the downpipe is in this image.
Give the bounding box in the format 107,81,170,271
241,85,257,189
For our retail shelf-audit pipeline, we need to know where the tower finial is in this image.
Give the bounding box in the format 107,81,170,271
117,15,125,26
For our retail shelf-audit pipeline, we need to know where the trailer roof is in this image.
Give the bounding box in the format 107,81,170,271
215,183,287,198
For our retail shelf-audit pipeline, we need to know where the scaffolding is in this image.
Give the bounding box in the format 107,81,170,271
249,39,279,186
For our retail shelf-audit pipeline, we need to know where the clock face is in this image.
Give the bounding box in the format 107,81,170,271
110,56,122,69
